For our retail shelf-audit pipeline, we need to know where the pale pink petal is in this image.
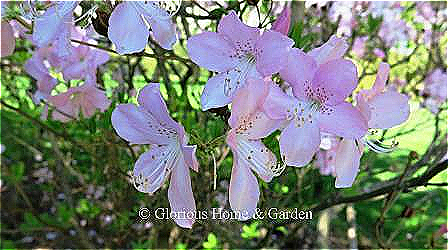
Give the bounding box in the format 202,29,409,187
85,87,111,112
367,90,410,129
50,94,79,123
1,21,15,57
32,1,77,47
372,62,390,93
24,52,49,80
134,1,177,49
51,18,73,57
334,138,362,188
319,102,368,139
187,32,237,72
358,62,390,99
133,145,174,194
279,120,320,167
311,59,358,105
168,156,196,228
201,67,258,110
217,11,260,47
111,104,173,145
182,145,199,172
62,62,86,80
279,49,317,99
91,49,110,67
263,83,298,120
108,2,149,54
229,156,259,220
229,77,268,127
48,87,77,107
271,6,291,35
228,134,276,182
308,35,348,65
255,30,294,76
146,15,177,50
245,111,282,140
137,83,180,131
356,92,371,122
81,97,96,118
33,76,57,103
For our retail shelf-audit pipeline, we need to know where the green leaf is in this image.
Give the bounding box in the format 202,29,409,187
19,212,43,231
202,232,218,249
241,222,260,239
10,162,25,183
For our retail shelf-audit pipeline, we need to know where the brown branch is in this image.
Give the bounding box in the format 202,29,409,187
1,100,87,151
311,159,447,213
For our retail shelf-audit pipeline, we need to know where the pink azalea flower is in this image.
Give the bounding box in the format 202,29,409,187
187,11,294,110
373,48,385,59
271,5,291,35
48,75,111,122
263,48,367,167
308,35,348,65
1,21,15,57
226,77,281,220
334,63,410,188
352,36,368,58
328,2,359,36
62,38,109,81
24,47,57,104
111,84,198,228
423,69,447,102
108,1,177,54
422,69,447,114
356,63,410,129
32,1,78,57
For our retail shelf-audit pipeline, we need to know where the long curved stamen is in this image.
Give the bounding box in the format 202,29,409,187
271,162,286,177
364,138,398,153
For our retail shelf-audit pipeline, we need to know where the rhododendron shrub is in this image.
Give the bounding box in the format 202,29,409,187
1,1,446,249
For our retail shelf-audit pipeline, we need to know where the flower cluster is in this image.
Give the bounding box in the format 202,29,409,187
4,1,423,229
186,11,410,220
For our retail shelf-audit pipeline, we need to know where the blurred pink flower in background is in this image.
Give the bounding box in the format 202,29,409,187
328,2,360,36
352,36,368,58
373,48,385,59
24,47,57,104
49,75,110,122
62,38,109,81
1,21,15,57
422,68,447,113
